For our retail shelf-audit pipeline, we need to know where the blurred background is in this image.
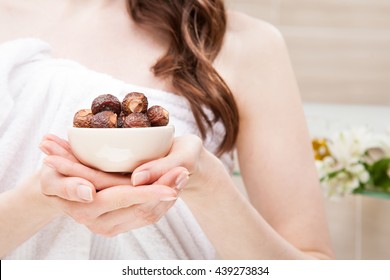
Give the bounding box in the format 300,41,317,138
226,0,390,259
226,0,390,105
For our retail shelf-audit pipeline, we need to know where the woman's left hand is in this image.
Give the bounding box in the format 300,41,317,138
130,134,207,188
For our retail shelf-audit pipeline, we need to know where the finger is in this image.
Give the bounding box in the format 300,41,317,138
85,168,187,234
131,135,201,186
153,166,189,191
43,155,131,190
89,200,167,236
91,184,177,215
41,166,95,202
42,134,73,153
132,163,188,186
40,139,78,162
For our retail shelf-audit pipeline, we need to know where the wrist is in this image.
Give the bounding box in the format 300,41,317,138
0,172,62,257
14,171,63,223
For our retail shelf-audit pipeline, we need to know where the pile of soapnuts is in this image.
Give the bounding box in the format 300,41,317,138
73,92,169,128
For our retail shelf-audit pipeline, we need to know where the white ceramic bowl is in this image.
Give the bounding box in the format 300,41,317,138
68,125,175,172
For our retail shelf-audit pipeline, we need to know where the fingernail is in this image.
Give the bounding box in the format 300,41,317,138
160,196,178,202
175,171,189,191
77,185,93,201
132,171,150,186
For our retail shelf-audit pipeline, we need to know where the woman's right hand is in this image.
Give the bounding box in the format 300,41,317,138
38,135,187,236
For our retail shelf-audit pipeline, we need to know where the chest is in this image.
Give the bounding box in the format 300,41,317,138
0,5,170,89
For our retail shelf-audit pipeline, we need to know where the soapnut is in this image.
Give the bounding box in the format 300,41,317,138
90,111,118,128
91,94,121,115
73,109,93,128
147,105,169,126
123,113,151,128
122,92,148,115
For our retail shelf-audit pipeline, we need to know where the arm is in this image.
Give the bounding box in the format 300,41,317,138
131,15,334,259
131,134,333,259
204,17,333,258
0,172,60,258
233,22,334,259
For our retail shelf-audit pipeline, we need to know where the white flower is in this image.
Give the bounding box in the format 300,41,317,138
314,126,390,198
346,163,364,174
359,171,370,184
327,127,374,166
373,134,390,157
323,156,336,166
345,177,360,193
321,169,362,197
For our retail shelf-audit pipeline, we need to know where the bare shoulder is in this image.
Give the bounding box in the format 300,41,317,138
215,11,292,103
217,11,287,71
225,11,284,45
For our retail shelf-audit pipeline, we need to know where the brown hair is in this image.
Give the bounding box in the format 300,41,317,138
127,0,239,155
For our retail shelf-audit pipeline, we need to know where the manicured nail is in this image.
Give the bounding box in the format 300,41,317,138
132,171,150,186
160,196,178,202
77,185,93,201
175,171,189,191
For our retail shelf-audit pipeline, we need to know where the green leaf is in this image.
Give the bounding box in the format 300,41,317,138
352,184,365,194
322,169,345,181
369,158,390,190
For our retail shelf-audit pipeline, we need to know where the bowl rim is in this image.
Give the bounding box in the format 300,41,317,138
68,125,175,131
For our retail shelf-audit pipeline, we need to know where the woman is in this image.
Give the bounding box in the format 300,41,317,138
0,0,334,259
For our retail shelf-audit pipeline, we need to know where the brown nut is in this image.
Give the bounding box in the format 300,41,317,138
117,112,126,128
73,109,93,128
91,94,121,115
123,113,151,128
122,92,148,115
90,111,118,128
147,105,169,126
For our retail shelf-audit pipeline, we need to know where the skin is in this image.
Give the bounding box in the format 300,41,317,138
0,0,334,259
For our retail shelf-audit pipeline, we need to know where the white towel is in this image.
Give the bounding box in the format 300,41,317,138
0,38,233,259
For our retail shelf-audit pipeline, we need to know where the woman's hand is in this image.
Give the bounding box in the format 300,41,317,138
129,134,228,202
39,134,189,236
130,135,206,186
